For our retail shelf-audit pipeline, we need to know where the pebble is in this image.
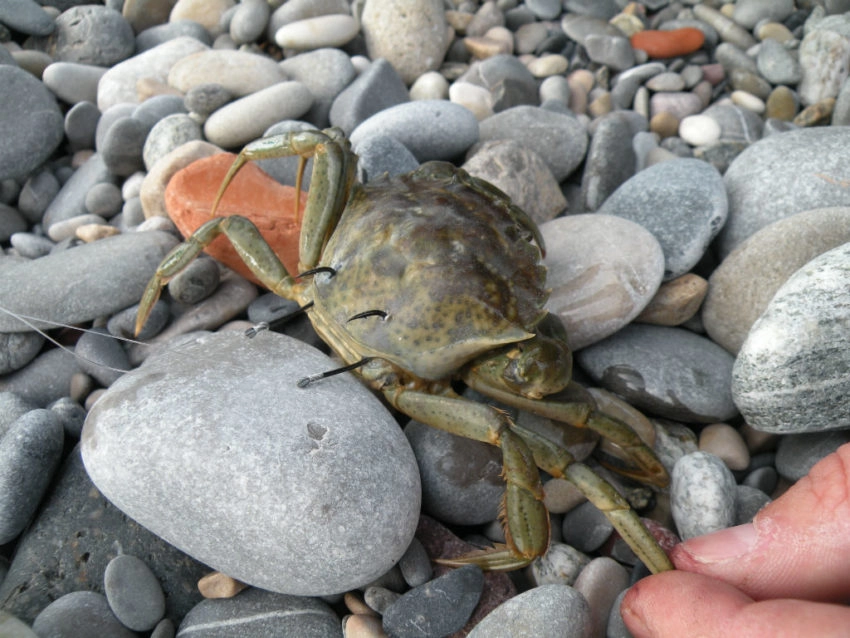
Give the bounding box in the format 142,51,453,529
531,542,591,586
467,584,591,638
775,431,850,482
576,324,738,423
143,113,203,170
735,484,771,524
170,0,234,38
477,105,588,181
82,331,420,595
204,81,313,148
42,62,108,105
30,5,135,66
798,26,850,106
32,591,137,638
0,394,39,439
699,423,750,471
404,419,503,526
177,588,342,637
671,451,737,540
47,396,87,439
408,70,449,101
135,19,213,52
275,14,359,50
733,243,850,434
354,135,420,183
704,207,850,354
541,214,664,350
692,4,757,50
65,101,102,151
678,113,721,146
732,0,794,28
598,158,727,280
0,66,65,182
104,554,166,631
40,155,114,229
361,0,450,85
0,410,63,544
229,0,270,45
561,500,614,553
18,170,60,223
574,557,630,638
719,127,850,257
382,565,483,638
581,111,641,211
398,538,432,589
462,139,566,224
350,100,479,162
167,256,220,305
168,49,285,98
0,332,44,375
0,348,81,407
631,28,706,58
84,181,123,218
330,59,409,135
0,0,54,36
279,48,357,128
584,34,635,72
0,204,28,242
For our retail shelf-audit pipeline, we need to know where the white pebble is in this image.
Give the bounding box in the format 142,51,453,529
274,14,359,50
731,89,766,113
409,71,449,101
448,81,493,121
678,114,721,147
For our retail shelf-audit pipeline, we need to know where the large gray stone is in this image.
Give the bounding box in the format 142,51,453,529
718,127,850,258
82,331,421,595
732,243,850,433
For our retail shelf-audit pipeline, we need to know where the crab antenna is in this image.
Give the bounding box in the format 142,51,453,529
296,266,336,278
297,358,374,388
244,301,315,338
347,310,388,322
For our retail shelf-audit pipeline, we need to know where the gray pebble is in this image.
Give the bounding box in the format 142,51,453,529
561,500,614,553
0,392,38,440
733,0,794,28
467,584,591,638
0,0,55,36
46,213,107,243
230,0,270,45
95,102,137,152
47,396,87,439
104,554,166,631
84,182,123,218
743,465,778,495
757,38,803,85
279,47,357,128
32,591,137,638
74,327,130,387
404,419,503,526
574,556,629,638
107,300,170,341
0,66,65,181
143,113,203,170
177,588,342,637
64,100,102,151
732,243,850,433
350,99,479,162
151,618,176,638
775,431,850,482
82,331,420,595
0,409,63,544
798,26,850,106
577,324,738,423
363,586,400,615
598,158,727,280
477,105,588,181
0,332,43,375
132,94,188,130
168,256,220,305
584,33,635,71
611,62,665,110
0,204,27,242
382,565,483,638
671,451,737,540
581,111,640,212
42,61,107,105
354,134,420,182
135,20,213,52
183,83,233,117
9,232,54,259
0,348,82,407
398,538,432,588
735,484,771,524
18,170,60,223
100,116,149,176
29,5,133,65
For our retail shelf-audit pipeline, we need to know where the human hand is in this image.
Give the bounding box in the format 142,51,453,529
621,442,850,637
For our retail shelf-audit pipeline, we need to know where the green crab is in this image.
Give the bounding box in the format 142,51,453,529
135,127,674,573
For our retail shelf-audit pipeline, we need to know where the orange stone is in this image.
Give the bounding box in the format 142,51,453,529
165,153,306,286
630,27,706,59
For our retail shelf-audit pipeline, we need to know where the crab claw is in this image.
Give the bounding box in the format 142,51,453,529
435,544,535,571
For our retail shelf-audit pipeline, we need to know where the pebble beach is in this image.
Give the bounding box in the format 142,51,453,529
2,0,850,636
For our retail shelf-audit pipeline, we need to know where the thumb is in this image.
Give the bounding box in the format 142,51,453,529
672,441,850,602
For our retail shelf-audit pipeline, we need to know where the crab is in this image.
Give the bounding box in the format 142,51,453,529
135,127,674,574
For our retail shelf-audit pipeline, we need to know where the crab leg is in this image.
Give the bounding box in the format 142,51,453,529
135,216,301,335
387,387,550,570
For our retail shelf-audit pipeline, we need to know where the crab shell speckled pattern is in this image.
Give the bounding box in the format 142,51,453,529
310,161,550,380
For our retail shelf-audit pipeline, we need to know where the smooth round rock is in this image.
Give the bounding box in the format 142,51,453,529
671,451,737,540
274,14,359,50
404,419,503,526
775,431,850,482
167,256,220,305
104,554,166,631
576,324,738,423
143,113,203,170
699,423,750,471
735,484,771,525
32,591,136,638
530,542,590,586
581,111,640,212
560,500,613,553
43,62,108,105
177,588,341,637
703,207,850,354
719,128,850,258
573,557,630,638
81,331,421,595
467,584,591,638
597,158,727,280
679,114,722,146
168,49,285,98
541,214,665,351
329,58,410,136
0,66,65,181
798,26,850,106
0,410,63,544
30,5,134,66
732,243,850,434
0,332,44,375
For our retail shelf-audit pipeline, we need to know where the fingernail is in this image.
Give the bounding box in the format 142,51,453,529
679,523,758,564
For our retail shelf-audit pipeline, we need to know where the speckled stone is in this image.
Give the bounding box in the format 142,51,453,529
671,451,737,540
576,324,738,423
732,243,850,434
703,207,850,354
541,214,665,351
530,542,591,586
798,26,850,106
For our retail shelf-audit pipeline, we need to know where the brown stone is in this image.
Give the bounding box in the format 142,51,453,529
635,273,708,326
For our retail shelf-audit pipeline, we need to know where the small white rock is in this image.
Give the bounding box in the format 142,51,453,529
274,14,359,50
678,114,722,146
731,89,766,113
409,71,449,101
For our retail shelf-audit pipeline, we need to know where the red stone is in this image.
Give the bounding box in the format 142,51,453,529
630,27,706,59
165,153,306,285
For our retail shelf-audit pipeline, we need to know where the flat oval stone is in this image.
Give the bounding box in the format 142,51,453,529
32,591,136,638
576,324,738,423
177,588,342,637
81,331,421,595
467,584,591,638
719,127,850,258
541,214,664,351
168,49,285,98
732,243,850,434
597,158,727,280
103,554,166,631
703,207,850,354
671,451,736,540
